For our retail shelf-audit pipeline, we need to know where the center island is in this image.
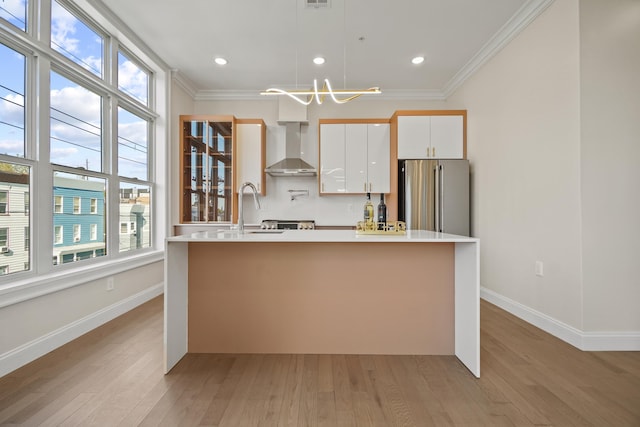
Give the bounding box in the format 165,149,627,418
164,229,480,377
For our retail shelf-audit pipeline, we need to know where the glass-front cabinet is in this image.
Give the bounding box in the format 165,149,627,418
180,116,236,223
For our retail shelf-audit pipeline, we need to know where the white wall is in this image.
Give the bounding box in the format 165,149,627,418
448,0,640,340
579,0,640,332
187,99,449,225
447,0,585,329
0,261,163,376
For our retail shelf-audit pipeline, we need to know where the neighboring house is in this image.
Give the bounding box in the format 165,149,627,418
0,171,30,275
53,176,106,265
118,188,151,252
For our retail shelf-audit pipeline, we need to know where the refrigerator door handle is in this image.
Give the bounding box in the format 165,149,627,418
434,164,440,232
439,165,445,233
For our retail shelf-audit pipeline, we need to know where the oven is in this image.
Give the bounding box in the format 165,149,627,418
261,219,315,230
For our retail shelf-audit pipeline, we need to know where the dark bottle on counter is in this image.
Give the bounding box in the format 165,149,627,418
364,192,374,225
377,193,387,230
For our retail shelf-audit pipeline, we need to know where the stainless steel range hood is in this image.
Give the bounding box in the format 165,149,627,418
265,122,317,177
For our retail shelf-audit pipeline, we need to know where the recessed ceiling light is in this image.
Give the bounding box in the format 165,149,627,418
411,56,425,65
214,57,228,65
313,56,325,65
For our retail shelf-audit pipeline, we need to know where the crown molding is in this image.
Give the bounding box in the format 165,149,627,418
442,0,555,98
172,70,198,99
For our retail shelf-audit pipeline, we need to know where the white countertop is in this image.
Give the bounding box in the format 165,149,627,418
167,229,478,243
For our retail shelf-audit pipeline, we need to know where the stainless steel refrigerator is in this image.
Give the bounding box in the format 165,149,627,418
398,159,469,236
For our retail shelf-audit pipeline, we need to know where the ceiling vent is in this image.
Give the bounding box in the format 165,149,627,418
305,0,329,9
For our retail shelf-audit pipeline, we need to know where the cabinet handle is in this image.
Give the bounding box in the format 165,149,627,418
363,182,366,192
432,147,436,157
369,182,372,192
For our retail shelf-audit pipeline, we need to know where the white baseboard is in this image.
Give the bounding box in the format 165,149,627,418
0,283,164,378
481,287,640,351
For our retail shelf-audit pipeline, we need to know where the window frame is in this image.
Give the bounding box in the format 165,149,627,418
73,196,81,214
0,0,167,296
0,191,7,215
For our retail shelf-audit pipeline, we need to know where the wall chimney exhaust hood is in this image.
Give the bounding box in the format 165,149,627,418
265,122,317,177
265,98,316,177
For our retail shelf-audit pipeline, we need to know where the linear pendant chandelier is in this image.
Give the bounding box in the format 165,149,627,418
260,0,381,105
260,79,381,105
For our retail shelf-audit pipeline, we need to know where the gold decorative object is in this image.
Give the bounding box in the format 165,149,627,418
356,221,406,235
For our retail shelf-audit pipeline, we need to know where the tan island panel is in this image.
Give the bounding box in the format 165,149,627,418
188,241,455,355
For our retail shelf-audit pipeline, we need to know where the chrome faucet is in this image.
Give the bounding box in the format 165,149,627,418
238,182,261,232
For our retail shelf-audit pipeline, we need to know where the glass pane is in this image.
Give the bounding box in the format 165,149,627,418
118,51,148,105
0,43,26,158
0,161,30,275
51,0,103,77
119,182,150,252
53,171,106,265
117,107,148,179
50,72,102,171
0,0,27,32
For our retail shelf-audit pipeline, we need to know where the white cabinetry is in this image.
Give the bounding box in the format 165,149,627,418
320,122,390,194
236,120,266,194
397,114,464,159
319,124,346,193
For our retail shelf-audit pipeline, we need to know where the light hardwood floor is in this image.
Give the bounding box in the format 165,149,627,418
1,297,639,426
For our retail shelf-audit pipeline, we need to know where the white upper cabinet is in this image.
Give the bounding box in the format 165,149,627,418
397,115,431,159
366,123,390,194
430,115,464,159
236,121,266,194
319,123,346,193
345,124,368,193
320,122,390,194
397,113,465,159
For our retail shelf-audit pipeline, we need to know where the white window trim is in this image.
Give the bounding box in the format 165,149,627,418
0,0,168,294
54,225,63,244
90,223,97,240
73,197,81,214
54,195,63,213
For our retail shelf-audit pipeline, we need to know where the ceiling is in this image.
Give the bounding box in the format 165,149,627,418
99,0,551,99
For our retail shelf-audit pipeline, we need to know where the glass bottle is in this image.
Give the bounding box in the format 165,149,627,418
364,192,374,225
377,193,387,230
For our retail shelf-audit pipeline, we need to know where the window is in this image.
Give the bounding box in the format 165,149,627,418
117,107,148,180
0,43,26,157
0,266,8,275
50,72,102,172
54,195,63,213
0,228,7,246
54,226,63,245
0,162,30,275
118,51,149,105
53,172,106,265
119,182,150,252
0,191,7,214
0,0,27,31
51,0,103,77
1,0,164,286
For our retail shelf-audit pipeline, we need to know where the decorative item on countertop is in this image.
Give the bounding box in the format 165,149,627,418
356,221,406,235
377,193,387,230
363,192,374,224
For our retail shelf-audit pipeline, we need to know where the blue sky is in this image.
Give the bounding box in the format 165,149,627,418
1,0,150,180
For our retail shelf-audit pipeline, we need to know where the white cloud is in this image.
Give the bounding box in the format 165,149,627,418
118,60,148,103
51,1,80,55
0,0,26,20
0,139,24,155
0,95,25,125
50,85,101,125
